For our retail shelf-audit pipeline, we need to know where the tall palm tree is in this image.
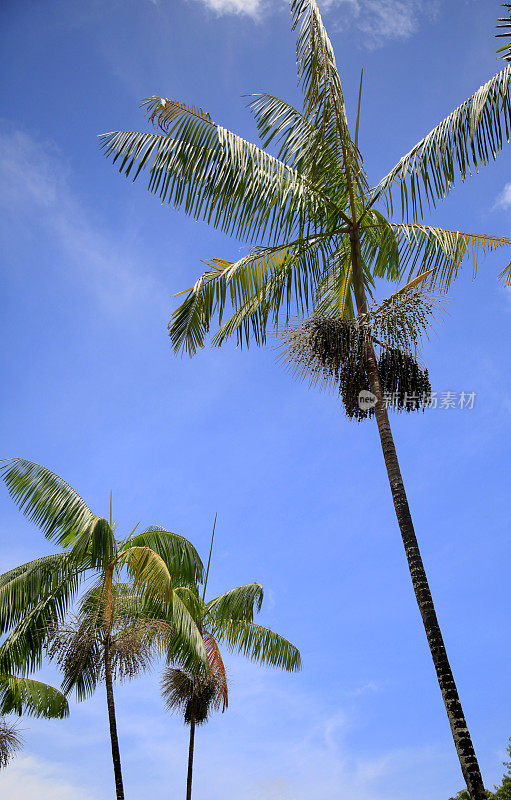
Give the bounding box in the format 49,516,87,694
0,673,69,769
99,3,511,798
150,526,301,800
0,458,206,800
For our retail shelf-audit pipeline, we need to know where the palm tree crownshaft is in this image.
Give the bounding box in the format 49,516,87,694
349,231,486,800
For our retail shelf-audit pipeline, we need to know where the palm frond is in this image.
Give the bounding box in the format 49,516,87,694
290,0,365,189
0,675,69,719
129,527,204,586
391,224,511,289
170,233,340,355
205,583,263,625
0,553,78,635
0,569,81,675
372,66,511,218
203,632,228,712
496,4,511,62
247,93,348,201
0,459,105,550
100,97,335,248
121,546,174,605
212,619,302,672
0,718,22,769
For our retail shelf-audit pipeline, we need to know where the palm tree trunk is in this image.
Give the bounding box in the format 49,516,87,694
349,229,486,800
105,634,125,800
186,714,196,800
103,564,125,800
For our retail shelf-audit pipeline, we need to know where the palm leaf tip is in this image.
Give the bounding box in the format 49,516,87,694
0,458,101,548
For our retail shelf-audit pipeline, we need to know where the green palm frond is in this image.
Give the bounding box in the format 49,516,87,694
164,591,208,671
129,527,204,586
0,718,22,769
0,675,69,719
496,5,511,61
291,0,364,189
205,583,263,625
0,553,78,634
390,224,511,289
212,619,302,672
0,459,106,550
100,97,335,247
247,93,348,199
173,585,203,621
120,546,174,605
170,233,341,354
372,66,511,218
0,567,82,674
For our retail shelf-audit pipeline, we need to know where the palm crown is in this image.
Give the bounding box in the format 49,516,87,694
0,459,207,677
101,0,511,358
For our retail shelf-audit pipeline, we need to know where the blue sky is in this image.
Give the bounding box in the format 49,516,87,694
1,0,511,798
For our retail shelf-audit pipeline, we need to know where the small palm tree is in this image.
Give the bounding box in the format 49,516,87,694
0,673,69,769
161,667,222,800
151,524,301,800
100,4,511,798
0,458,205,800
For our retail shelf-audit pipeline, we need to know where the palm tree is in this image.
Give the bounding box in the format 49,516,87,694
99,3,511,797
151,525,301,800
0,673,69,769
0,458,206,800
46,580,180,789
161,668,222,800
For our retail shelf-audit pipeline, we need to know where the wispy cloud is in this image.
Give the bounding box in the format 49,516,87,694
0,126,164,316
323,0,439,47
0,756,98,800
188,0,438,45
493,182,511,211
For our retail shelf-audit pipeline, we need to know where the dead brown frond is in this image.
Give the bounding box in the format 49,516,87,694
161,667,221,726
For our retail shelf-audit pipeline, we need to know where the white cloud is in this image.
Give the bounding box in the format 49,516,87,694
323,0,439,47
0,756,98,800
0,127,164,316
493,182,511,210
189,0,438,44
191,0,265,18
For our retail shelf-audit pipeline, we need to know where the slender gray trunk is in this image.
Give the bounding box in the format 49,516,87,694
105,635,125,800
186,715,196,800
349,228,486,800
